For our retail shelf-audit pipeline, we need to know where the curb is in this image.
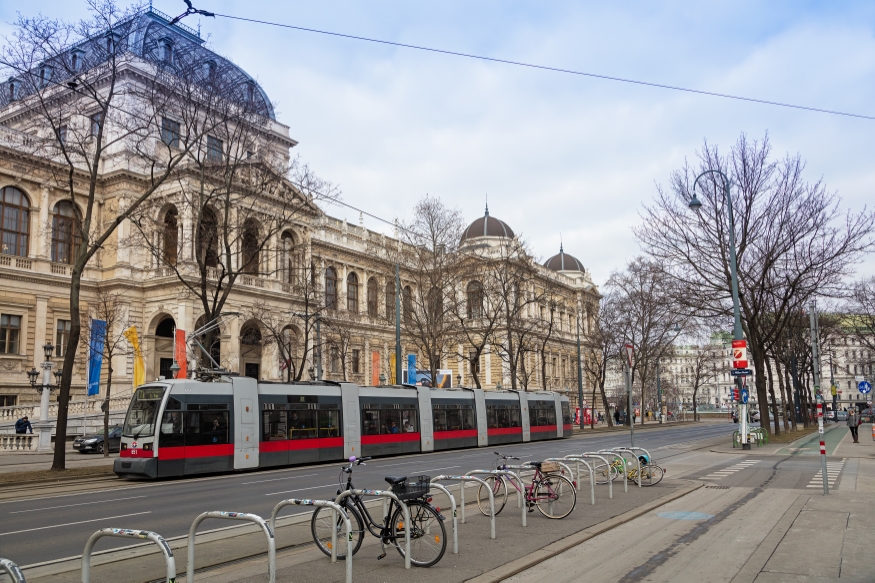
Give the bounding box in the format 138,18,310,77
465,480,704,583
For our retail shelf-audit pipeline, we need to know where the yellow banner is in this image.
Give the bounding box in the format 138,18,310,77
124,326,145,388
389,354,396,384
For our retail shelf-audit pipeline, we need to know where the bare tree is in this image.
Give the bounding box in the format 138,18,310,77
680,337,722,422
636,133,875,435
847,276,875,356
582,294,623,427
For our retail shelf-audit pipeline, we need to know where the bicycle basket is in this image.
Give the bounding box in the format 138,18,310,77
391,475,431,500
540,461,561,474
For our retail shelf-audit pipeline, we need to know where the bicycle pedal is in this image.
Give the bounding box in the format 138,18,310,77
528,507,535,513
377,553,387,560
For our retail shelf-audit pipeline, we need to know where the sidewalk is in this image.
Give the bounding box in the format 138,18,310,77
709,423,850,457
0,442,116,474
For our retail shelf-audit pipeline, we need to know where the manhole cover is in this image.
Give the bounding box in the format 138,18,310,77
657,511,714,520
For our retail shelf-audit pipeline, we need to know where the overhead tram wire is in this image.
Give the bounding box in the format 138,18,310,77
210,12,875,122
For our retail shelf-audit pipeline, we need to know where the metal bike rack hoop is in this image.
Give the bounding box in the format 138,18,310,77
578,453,613,499
560,456,596,505
188,512,275,583
540,459,580,491
82,528,175,583
0,558,26,583
335,489,410,569
270,498,352,583
425,482,458,554
597,450,629,493
611,448,642,488
431,474,496,541
467,469,527,527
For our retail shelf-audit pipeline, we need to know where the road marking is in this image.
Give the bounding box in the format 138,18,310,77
240,473,317,485
412,466,460,473
0,512,151,536
806,459,845,488
702,459,761,480
8,495,148,514
264,484,337,496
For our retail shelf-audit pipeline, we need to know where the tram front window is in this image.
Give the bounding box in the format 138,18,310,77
122,386,166,438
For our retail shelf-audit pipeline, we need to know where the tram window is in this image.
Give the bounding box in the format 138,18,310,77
185,411,229,446
401,408,416,433
382,409,401,433
487,404,520,428
362,409,380,435
529,405,556,427
165,397,183,410
318,409,339,438
289,409,318,439
561,403,572,425
433,408,446,432
159,410,184,447
263,410,287,441
461,407,475,430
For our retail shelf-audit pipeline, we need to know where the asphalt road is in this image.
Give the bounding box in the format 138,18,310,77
1,423,739,567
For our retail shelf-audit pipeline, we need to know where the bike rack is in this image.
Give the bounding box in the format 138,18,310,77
334,489,411,569
188,512,275,583
614,447,656,486
467,469,527,527
558,456,596,505
610,448,642,488
0,558,25,583
614,446,653,464
424,482,458,555
269,499,352,583
574,453,613,499
597,450,629,493
430,474,496,541
82,528,175,583
540,458,581,491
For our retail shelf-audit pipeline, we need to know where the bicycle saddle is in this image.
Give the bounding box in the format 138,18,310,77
384,476,407,485
526,461,542,467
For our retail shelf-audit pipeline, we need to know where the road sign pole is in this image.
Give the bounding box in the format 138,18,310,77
810,303,828,495
624,343,634,447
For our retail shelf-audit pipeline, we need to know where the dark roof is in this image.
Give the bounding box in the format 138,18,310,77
544,244,585,272
460,206,515,242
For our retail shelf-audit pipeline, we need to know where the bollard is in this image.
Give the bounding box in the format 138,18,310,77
188,512,275,583
335,489,410,569
430,475,495,540
0,558,25,583
82,529,175,583
270,499,352,583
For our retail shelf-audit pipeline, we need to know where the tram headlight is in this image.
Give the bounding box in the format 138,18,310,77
143,443,153,451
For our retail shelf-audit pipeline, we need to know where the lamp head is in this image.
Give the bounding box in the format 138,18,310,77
688,195,703,212
308,366,316,381
27,367,39,386
169,361,181,376
54,369,63,383
43,343,55,360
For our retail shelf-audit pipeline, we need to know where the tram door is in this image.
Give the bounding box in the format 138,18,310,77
233,377,259,469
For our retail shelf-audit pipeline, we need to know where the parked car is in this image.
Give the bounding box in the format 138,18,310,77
73,426,122,454
860,408,874,423
835,410,848,421
750,411,761,422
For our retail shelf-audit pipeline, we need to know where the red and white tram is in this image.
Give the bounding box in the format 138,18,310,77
114,377,573,479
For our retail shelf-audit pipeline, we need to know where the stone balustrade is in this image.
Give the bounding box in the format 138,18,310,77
0,394,132,426
0,435,39,451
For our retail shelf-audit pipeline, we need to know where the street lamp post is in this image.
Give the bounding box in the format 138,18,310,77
25,343,62,452
689,169,749,449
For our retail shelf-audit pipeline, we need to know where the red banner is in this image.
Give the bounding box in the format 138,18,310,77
175,329,187,379
731,339,748,369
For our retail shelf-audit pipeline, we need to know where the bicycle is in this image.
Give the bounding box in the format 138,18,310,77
476,452,576,519
310,455,447,567
594,455,665,486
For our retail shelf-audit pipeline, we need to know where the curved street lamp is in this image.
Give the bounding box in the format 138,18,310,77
689,169,750,449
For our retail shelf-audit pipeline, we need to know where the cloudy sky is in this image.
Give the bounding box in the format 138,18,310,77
3,1,874,286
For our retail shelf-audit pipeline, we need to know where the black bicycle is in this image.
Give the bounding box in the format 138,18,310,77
310,455,447,567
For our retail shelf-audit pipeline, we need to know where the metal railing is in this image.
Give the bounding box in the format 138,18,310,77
82,528,175,583
0,558,25,583
334,489,410,569
188,512,275,583
466,469,527,527
270,499,352,583
431,475,496,541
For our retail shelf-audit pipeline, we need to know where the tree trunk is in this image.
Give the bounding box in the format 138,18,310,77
692,387,699,421
52,269,84,471
750,338,772,435
590,385,596,429
765,355,780,436
599,382,613,427
775,359,790,432
103,359,113,458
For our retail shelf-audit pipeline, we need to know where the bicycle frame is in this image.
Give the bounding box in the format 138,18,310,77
337,471,401,539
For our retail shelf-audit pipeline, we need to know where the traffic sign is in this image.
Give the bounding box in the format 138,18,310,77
859,381,872,394
731,369,753,377
740,387,749,404
732,339,748,369
624,343,634,368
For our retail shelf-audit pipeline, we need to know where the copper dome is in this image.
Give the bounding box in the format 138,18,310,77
460,206,515,242
544,244,585,272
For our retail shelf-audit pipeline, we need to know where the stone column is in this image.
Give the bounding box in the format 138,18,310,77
37,188,50,259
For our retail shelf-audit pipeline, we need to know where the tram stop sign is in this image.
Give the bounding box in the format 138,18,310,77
859,381,872,395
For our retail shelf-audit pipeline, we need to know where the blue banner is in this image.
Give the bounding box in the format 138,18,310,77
407,354,416,386
87,319,107,396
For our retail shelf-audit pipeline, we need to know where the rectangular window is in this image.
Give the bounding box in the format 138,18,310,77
55,319,71,357
0,395,17,406
161,117,180,148
351,349,360,374
0,314,21,354
90,112,103,137
206,135,223,162
58,125,67,144
330,346,340,373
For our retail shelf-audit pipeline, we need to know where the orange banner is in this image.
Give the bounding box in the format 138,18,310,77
175,329,187,379
371,351,380,386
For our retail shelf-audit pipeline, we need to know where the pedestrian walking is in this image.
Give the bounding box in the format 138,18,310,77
15,416,33,434
847,408,861,443
613,410,620,425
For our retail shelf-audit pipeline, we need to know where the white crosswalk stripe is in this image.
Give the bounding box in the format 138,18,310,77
703,459,760,480
807,459,846,488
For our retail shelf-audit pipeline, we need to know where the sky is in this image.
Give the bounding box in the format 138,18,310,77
2,1,874,287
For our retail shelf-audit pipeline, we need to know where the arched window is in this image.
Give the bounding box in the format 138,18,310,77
241,219,260,274
325,267,337,310
347,272,359,313
466,281,483,319
367,277,378,318
279,231,298,283
403,285,413,324
0,186,30,257
197,208,218,268
385,279,396,322
162,206,178,266
51,201,81,264
194,314,221,366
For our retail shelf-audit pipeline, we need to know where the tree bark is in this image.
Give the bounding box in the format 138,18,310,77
52,269,83,471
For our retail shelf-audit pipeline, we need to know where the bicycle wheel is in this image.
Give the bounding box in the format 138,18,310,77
534,475,576,519
639,464,665,486
391,500,447,567
477,475,508,516
593,463,618,485
311,504,364,559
